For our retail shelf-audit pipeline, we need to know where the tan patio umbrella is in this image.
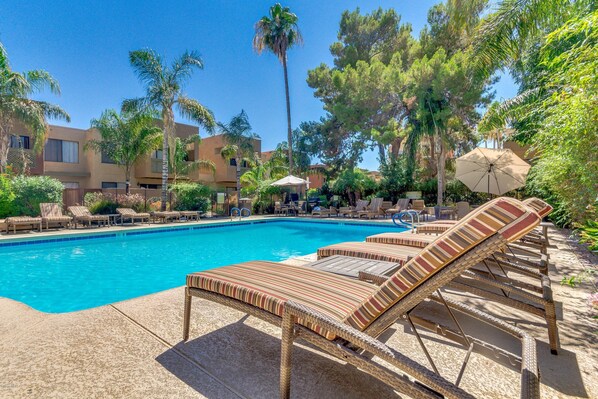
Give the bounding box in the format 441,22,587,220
455,147,530,195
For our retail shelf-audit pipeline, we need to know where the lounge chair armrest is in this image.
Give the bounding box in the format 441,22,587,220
282,300,475,399
358,271,389,285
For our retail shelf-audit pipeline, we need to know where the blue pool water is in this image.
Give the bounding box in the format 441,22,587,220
0,220,401,313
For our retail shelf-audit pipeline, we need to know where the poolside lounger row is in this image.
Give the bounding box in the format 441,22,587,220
183,197,544,398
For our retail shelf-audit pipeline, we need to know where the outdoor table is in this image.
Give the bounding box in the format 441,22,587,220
106,214,122,226
307,255,400,278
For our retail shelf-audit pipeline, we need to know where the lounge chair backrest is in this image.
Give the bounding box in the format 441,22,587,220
40,203,63,217
68,206,92,217
344,197,540,331
381,201,393,210
523,197,553,218
411,199,425,211
368,198,383,211
456,201,470,219
355,199,369,211
397,198,410,211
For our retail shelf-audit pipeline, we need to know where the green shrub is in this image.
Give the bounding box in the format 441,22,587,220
84,192,117,214
11,176,64,216
171,183,211,212
0,175,16,217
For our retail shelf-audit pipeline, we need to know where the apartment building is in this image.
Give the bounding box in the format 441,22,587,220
6,121,262,191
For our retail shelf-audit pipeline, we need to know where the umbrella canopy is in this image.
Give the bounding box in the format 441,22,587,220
455,148,530,195
270,175,309,187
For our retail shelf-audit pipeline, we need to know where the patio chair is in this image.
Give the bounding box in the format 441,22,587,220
40,202,72,230
384,198,411,218
411,199,431,221
116,208,151,225
152,211,181,223
311,206,338,218
183,197,541,398
338,201,561,353
338,199,369,218
357,197,384,219
5,216,42,234
68,206,109,228
456,201,471,219
274,201,288,216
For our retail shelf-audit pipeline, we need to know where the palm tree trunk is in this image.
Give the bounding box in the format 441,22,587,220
161,108,174,211
282,55,293,174
236,156,241,208
125,165,131,195
437,137,446,206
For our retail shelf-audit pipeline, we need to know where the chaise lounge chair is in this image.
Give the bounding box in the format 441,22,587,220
327,198,560,354
338,199,369,218
68,206,110,228
384,198,411,218
357,197,384,219
4,216,42,234
311,206,338,217
183,197,541,398
152,211,181,223
116,208,151,225
40,203,72,230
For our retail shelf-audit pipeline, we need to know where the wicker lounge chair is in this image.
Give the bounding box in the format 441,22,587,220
384,198,411,218
180,211,200,221
40,203,72,230
5,216,42,234
183,197,541,398
338,199,369,218
68,206,109,228
342,201,561,354
152,211,181,223
357,197,384,219
311,206,338,217
116,208,151,225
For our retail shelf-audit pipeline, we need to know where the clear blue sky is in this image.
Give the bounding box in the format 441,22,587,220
1,0,516,170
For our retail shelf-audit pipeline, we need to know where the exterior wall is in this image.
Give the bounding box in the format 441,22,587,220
42,125,90,187
197,134,261,191
10,121,263,191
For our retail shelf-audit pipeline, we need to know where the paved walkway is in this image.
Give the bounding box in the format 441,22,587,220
1,226,596,398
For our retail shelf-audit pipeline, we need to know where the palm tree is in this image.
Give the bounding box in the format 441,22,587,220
218,110,259,207
253,3,303,174
0,42,70,172
169,136,215,184
86,110,163,194
123,49,215,210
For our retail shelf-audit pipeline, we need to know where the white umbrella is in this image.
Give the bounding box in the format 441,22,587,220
270,175,308,187
455,148,530,195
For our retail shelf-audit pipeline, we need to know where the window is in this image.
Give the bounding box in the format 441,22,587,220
44,139,78,163
9,135,30,149
62,182,80,189
139,183,159,189
101,182,118,189
152,150,163,159
230,158,248,168
101,151,116,164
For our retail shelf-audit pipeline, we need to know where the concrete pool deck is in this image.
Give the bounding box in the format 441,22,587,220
1,226,597,398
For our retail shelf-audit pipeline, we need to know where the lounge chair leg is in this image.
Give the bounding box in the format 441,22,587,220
183,287,192,341
280,309,295,399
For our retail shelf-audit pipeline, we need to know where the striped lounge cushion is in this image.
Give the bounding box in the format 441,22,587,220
187,261,377,338
344,197,540,330
366,232,437,248
523,198,553,218
317,241,420,265
416,223,452,234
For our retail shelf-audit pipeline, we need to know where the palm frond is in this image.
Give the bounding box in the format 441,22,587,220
36,101,70,122
478,88,539,132
170,51,204,84
176,96,215,132
25,70,61,95
121,97,151,113
129,49,164,88
473,0,569,76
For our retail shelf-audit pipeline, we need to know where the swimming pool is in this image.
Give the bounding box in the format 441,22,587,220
0,220,402,313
